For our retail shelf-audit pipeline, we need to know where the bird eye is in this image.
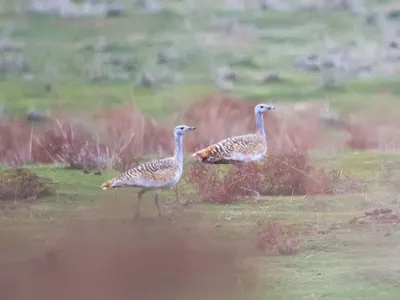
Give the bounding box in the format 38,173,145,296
180,127,184,130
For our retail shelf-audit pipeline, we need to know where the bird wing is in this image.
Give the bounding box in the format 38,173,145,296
192,133,266,164
132,157,179,181
101,157,179,189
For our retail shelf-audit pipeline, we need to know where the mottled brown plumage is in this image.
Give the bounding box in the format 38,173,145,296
192,133,266,164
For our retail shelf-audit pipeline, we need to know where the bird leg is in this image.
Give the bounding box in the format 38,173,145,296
154,193,162,218
134,189,147,220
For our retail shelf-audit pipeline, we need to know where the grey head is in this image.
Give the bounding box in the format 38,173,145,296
254,103,275,114
174,124,196,136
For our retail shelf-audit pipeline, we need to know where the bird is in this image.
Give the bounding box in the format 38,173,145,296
101,124,196,219
192,103,275,164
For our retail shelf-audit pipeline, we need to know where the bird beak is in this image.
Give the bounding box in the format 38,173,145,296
189,126,196,131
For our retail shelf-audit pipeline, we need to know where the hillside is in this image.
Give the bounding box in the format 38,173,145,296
0,0,398,118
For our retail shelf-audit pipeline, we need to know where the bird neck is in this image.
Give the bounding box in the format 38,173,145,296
255,111,266,137
173,133,184,167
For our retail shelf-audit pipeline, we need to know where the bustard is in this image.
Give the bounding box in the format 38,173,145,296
192,104,275,164
101,124,196,219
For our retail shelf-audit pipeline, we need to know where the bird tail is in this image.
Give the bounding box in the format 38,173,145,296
192,145,216,161
100,179,113,190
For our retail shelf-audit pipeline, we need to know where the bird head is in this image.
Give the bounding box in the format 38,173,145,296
174,124,196,136
101,178,126,190
255,104,275,114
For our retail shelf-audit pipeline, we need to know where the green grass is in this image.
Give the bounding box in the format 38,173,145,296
2,151,400,299
266,251,400,299
0,79,215,117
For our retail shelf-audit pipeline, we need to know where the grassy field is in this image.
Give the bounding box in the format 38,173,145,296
1,0,400,299
1,151,400,299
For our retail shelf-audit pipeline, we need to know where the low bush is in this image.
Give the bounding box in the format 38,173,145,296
33,106,172,171
0,168,53,201
187,151,341,204
33,118,99,170
256,221,301,256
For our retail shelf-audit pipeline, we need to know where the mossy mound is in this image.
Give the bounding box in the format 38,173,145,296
0,168,53,201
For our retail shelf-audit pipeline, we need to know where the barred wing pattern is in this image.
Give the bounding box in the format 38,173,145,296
192,133,267,164
101,157,179,189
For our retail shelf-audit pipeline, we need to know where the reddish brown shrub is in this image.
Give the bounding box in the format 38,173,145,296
0,219,261,300
29,106,175,171
0,104,179,170
256,221,301,255
32,118,100,169
0,115,106,169
185,163,233,203
0,118,32,165
344,121,400,150
92,105,173,171
187,151,341,203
